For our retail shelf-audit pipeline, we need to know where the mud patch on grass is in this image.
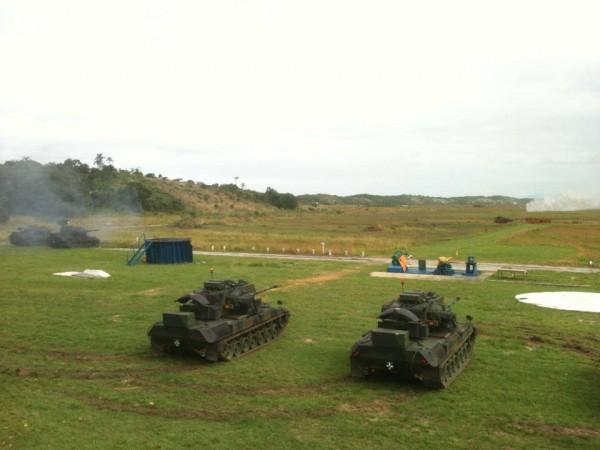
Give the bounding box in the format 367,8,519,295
515,421,600,439
0,361,203,381
525,335,544,351
67,391,339,422
47,349,135,362
561,340,600,361
134,287,167,297
335,398,400,415
69,392,230,421
281,269,360,290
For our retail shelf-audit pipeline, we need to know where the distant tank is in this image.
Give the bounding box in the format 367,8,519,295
350,290,476,388
148,279,290,361
9,225,52,246
49,221,100,248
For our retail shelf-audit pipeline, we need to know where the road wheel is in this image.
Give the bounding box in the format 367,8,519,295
241,336,251,353
220,341,235,361
232,339,243,358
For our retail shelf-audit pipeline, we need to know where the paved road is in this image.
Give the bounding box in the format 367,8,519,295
192,250,600,274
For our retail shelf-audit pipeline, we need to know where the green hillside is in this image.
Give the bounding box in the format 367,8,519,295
298,193,529,207
0,156,296,220
0,156,529,222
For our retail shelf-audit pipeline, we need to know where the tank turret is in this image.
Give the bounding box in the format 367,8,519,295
49,220,100,248
148,279,289,361
350,290,476,388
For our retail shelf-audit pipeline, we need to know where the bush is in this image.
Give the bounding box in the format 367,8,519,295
126,181,184,212
264,187,298,210
172,213,204,229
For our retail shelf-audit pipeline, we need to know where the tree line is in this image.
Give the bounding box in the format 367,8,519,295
0,156,297,222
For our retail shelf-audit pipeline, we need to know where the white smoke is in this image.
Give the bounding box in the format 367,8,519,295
526,194,600,212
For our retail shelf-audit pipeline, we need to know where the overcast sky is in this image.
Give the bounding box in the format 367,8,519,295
1,0,599,197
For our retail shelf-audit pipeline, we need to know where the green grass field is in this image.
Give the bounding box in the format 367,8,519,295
2,246,600,449
3,204,600,267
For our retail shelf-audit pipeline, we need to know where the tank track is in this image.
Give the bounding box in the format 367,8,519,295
215,313,289,361
420,328,476,389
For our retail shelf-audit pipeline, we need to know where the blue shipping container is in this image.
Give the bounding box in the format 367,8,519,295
145,238,193,264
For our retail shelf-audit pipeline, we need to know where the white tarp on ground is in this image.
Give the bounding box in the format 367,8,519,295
516,291,600,313
53,269,111,279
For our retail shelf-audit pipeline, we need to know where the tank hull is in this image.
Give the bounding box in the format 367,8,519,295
148,306,290,361
9,227,52,246
49,234,100,248
350,323,476,388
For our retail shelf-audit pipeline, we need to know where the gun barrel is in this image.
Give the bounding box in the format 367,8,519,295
446,297,461,307
255,285,279,295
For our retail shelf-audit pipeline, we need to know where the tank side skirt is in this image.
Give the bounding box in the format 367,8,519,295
419,327,476,388
213,309,290,360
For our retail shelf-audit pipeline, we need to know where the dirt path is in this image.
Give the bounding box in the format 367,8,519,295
279,268,361,291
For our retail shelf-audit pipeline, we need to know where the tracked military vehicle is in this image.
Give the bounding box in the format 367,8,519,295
48,223,100,248
9,225,52,246
350,290,476,388
148,279,290,361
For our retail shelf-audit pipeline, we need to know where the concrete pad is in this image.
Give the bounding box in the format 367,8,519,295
370,271,494,282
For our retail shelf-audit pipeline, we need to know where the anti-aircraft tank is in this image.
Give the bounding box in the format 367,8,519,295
148,279,290,361
350,290,476,388
9,225,52,246
49,222,100,248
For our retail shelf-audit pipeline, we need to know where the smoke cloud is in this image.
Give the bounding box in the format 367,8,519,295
526,194,600,212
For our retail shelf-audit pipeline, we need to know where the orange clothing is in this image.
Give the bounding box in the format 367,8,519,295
399,255,408,272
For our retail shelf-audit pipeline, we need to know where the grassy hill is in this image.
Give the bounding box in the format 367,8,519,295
298,193,529,207
0,157,275,220
0,157,530,224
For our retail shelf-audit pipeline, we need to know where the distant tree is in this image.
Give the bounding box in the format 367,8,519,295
94,153,105,169
264,187,298,210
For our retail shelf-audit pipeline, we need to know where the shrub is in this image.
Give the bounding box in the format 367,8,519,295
264,187,298,210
